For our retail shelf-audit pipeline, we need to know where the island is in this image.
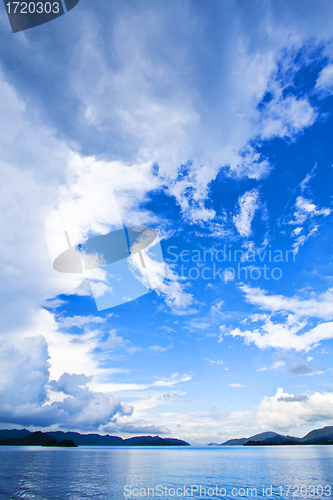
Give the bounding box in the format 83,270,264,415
0,431,77,447
217,426,333,446
0,429,190,447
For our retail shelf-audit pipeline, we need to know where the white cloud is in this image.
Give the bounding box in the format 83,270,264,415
224,316,333,352
0,264,21,277
58,315,106,329
257,361,286,372
13,309,128,385
292,196,331,225
233,189,260,238
153,373,192,388
300,166,317,193
250,314,269,322
260,95,316,140
0,81,88,337
286,192,331,252
316,64,333,92
117,424,171,435
258,388,333,431
0,336,131,430
0,2,328,342
210,300,224,316
100,330,130,351
221,286,333,350
287,359,327,376
229,383,246,388
49,372,133,430
186,320,212,330
240,284,333,320
128,245,194,311
149,344,173,353
204,358,225,366
90,372,192,394
60,1,325,224
116,391,257,444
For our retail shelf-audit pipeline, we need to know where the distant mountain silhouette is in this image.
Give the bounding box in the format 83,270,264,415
221,432,284,445
0,429,189,447
220,437,247,445
46,432,189,446
300,426,333,443
220,426,333,446
0,431,76,447
0,429,31,440
47,431,123,446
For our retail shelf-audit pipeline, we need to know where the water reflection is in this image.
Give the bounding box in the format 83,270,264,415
0,446,332,500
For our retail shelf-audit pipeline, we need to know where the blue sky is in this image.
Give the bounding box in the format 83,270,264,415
1,0,333,444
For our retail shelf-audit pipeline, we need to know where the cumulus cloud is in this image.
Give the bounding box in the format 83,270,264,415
259,95,316,140
0,336,49,410
258,388,333,430
49,372,133,430
0,337,131,430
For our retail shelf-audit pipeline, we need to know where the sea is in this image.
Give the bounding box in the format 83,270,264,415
0,445,332,500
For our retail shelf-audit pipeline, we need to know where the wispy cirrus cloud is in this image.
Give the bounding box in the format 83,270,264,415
149,344,173,353
289,196,331,252
233,189,261,238
257,361,286,372
220,285,333,351
204,358,225,366
240,284,333,320
223,316,333,352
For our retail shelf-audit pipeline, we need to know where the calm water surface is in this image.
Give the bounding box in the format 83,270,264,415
0,446,332,500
